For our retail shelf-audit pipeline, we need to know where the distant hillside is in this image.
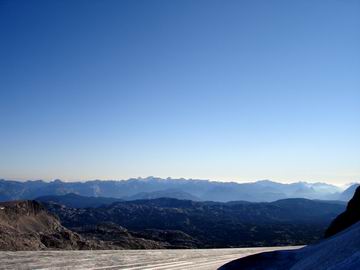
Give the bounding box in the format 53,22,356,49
35,192,199,208
337,184,359,202
123,189,200,201
0,178,349,202
42,197,345,248
36,193,122,208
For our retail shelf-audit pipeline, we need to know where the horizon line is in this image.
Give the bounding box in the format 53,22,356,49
1,176,356,188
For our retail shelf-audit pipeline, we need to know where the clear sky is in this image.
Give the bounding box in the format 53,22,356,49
0,0,359,184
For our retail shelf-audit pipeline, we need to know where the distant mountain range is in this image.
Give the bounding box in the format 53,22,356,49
2,186,357,250
0,177,357,202
337,183,360,201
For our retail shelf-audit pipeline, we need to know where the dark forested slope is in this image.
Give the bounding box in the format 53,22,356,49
42,197,345,248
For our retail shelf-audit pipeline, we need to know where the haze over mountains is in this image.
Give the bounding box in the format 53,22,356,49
0,177,357,203
1,176,358,251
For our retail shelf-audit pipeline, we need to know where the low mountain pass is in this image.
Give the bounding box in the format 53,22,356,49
0,246,300,270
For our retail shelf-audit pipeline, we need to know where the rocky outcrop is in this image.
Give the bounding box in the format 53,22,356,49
0,200,187,250
133,229,201,248
0,200,100,250
325,186,360,238
75,223,165,249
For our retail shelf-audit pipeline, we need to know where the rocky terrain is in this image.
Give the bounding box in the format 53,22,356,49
0,193,349,251
75,223,198,249
0,201,168,251
42,197,345,248
0,200,99,250
325,186,360,237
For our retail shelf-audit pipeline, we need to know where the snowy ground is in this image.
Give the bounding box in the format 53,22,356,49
0,246,300,270
220,222,360,270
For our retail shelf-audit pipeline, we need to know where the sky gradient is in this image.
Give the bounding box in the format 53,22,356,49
0,0,359,184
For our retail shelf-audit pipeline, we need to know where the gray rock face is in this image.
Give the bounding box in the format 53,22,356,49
325,186,360,238
75,223,166,249
0,201,165,251
0,200,100,250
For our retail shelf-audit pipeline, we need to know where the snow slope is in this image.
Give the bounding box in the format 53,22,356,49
291,221,360,270
220,221,360,270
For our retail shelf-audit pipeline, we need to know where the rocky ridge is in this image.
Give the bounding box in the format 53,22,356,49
0,200,166,250
0,200,100,250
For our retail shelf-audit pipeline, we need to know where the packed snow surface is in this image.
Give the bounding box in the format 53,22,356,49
291,221,360,270
0,246,298,270
220,221,360,270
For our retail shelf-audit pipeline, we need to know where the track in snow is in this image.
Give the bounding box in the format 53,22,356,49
0,246,300,270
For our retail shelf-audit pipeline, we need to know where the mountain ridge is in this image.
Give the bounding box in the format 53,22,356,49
0,178,353,203
0,200,99,250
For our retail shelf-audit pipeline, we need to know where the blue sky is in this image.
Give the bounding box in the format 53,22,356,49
0,0,359,184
